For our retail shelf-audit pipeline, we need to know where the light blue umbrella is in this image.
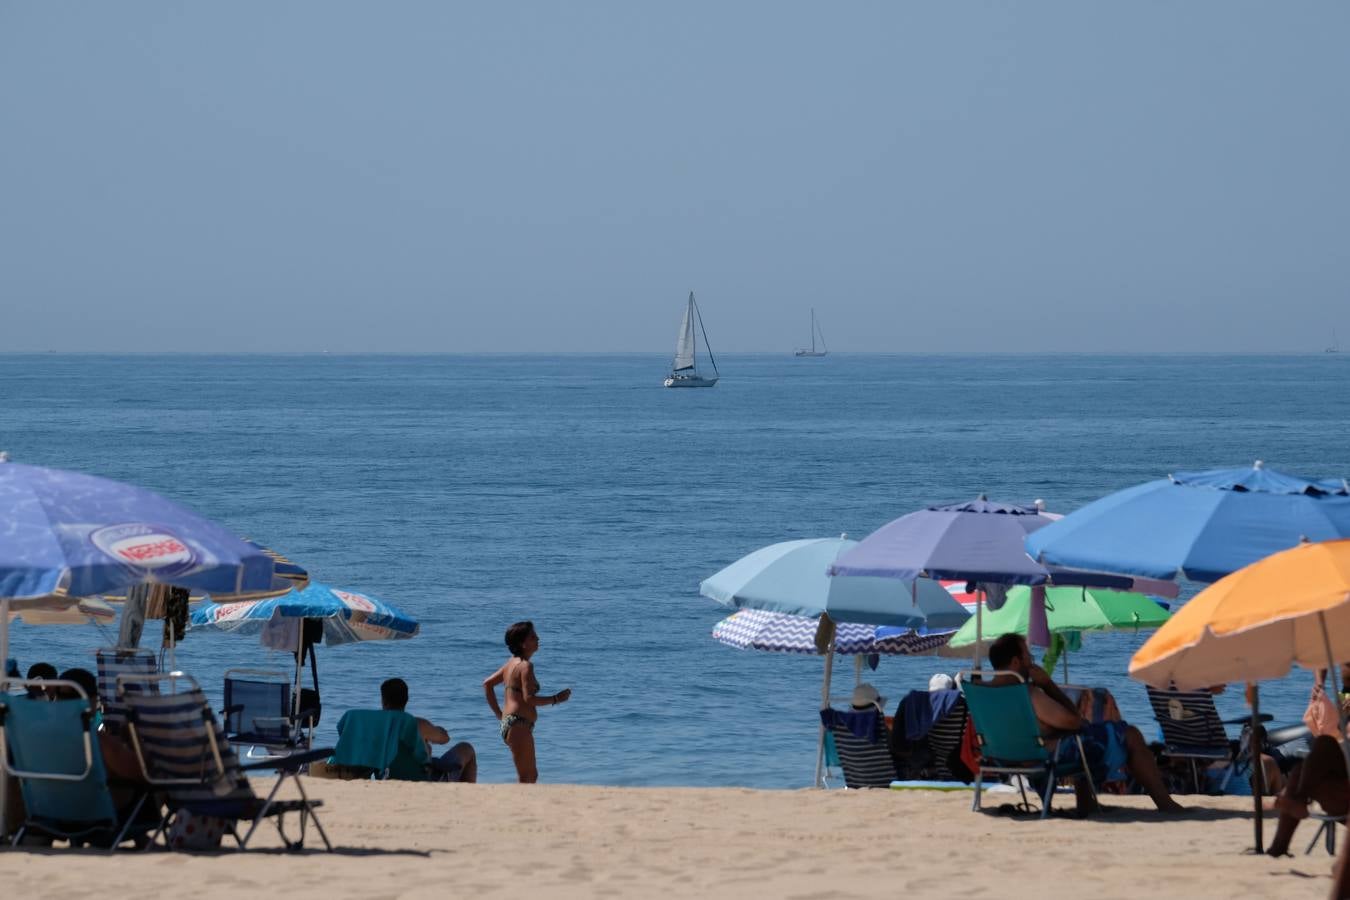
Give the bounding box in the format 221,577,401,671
190,581,419,645
1025,462,1350,584
700,537,969,629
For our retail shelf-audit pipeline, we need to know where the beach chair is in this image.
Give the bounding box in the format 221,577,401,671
119,673,334,851
0,680,152,849
960,672,1096,818
1144,685,1275,793
328,709,430,781
96,648,158,728
818,707,896,788
220,669,317,760
889,691,969,781
924,696,970,781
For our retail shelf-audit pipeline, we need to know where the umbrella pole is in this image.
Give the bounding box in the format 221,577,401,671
853,654,863,686
973,588,984,672
814,649,834,788
1318,613,1350,774
1249,682,1263,853
293,621,305,722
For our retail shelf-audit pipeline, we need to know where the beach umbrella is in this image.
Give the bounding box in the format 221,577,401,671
190,581,419,645
700,537,967,629
6,595,117,627
711,607,958,788
1025,462,1350,584
945,586,1170,680
829,498,1170,664
1129,540,1350,691
712,608,955,657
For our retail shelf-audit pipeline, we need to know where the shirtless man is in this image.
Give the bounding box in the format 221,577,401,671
986,633,1182,813
381,678,477,782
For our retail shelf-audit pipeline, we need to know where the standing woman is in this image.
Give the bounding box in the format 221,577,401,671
484,621,571,783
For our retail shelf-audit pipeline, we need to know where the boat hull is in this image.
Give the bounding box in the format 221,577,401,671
664,375,719,388
794,351,828,357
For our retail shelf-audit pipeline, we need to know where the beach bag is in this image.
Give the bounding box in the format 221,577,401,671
1303,683,1343,739
166,812,226,851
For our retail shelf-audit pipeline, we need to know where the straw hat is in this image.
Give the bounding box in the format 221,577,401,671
850,683,885,712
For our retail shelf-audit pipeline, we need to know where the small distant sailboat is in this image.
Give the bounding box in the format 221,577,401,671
1327,328,1340,354
794,308,828,357
664,292,719,388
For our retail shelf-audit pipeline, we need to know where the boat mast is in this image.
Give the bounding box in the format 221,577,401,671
695,294,718,376
810,309,815,353
689,292,698,374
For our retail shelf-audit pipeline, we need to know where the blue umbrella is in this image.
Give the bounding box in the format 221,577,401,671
712,608,955,656
0,461,273,600
190,581,419,646
700,537,968,629
1025,462,1350,584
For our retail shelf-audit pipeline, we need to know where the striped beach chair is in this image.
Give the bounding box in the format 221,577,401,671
819,708,896,788
1145,686,1241,793
96,648,158,728
120,674,334,851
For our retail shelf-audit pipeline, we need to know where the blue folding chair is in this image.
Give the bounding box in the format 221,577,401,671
0,680,151,849
120,673,334,851
220,669,316,760
960,672,1096,818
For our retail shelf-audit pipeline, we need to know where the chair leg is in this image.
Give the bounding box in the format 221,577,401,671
294,775,332,851
239,775,287,850
1308,822,1328,856
1074,736,1098,810
110,795,149,851
972,767,983,812
1039,771,1056,819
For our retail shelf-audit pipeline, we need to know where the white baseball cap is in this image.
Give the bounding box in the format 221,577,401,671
929,673,956,692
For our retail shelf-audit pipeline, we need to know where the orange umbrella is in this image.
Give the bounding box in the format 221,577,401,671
1130,539,1350,690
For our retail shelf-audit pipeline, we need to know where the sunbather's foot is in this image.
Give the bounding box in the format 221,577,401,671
1155,798,1185,813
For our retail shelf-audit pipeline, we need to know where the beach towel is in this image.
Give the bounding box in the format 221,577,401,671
332,709,428,781
819,707,883,744
896,689,962,743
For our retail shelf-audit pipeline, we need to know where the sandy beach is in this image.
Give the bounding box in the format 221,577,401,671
0,779,1334,899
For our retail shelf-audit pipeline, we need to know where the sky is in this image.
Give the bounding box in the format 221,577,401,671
1,2,1346,353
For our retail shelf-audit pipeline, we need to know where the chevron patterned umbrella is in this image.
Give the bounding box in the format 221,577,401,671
712,608,954,656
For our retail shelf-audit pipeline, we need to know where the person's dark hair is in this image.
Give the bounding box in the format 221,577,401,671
505,621,535,657
988,633,1026,671
59,667,98,707
381,677,409,711
26,662,57,681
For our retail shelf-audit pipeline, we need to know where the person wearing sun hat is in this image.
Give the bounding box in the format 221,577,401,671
851,683,885,713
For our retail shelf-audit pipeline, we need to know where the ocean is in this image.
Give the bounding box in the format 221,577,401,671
2,353,1348,787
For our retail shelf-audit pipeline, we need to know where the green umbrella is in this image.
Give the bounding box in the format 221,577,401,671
946,586,1171,679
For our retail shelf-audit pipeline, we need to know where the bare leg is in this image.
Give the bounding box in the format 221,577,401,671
506,724,538,784
1122,725,1183,812
451,742,477,783
1268,736,1348,856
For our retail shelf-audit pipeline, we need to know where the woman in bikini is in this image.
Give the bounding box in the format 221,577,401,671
483,620,571,783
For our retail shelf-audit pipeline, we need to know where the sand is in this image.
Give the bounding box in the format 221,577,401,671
0,779,1336,899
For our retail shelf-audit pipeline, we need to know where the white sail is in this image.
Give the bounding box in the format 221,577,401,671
673,293,696,371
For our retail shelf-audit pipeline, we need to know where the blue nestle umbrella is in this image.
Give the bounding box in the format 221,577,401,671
190,581,419,646
0,461,274,600
700,537,968,629
1025,462,1350,584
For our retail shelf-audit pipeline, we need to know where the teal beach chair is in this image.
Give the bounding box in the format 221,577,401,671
959,672,1095,818
0,682,150,849
330,709,429,781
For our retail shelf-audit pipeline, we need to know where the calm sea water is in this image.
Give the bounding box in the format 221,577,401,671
2,353,1349,787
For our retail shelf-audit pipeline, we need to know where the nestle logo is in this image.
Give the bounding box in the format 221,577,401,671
91,524,197,575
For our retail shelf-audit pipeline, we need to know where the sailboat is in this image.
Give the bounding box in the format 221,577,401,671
664,292,719,388
1327,328,1340,354
794,308,828,357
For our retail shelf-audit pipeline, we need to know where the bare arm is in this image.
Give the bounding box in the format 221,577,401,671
519,661,571,709
417,717,450,745
1026,664,1080,718
1031,687,1087,732
483,664,505,719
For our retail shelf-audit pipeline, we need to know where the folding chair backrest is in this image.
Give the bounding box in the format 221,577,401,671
819,707,895,788
960,677,1049,764
0,694,118,830
331,709,426,780
96,648,158,725
223,675,293,744
122,684,255,808
1145,686,1229,751
924,695,969,780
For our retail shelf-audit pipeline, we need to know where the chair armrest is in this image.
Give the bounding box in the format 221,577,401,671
1223,713,1272,725
221,704,244,718
1264,723,1312,747
240,747,335,773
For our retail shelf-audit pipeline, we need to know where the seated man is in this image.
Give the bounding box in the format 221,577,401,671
379,678,477,783
986,633,1181,814
24,662,58,700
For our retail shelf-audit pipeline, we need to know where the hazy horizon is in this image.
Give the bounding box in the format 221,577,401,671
3,3,1346,354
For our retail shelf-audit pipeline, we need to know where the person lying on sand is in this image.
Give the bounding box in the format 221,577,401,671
381,678,477,783
986,633,1183,814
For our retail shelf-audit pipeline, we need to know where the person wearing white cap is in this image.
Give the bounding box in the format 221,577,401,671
928,673,956,693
